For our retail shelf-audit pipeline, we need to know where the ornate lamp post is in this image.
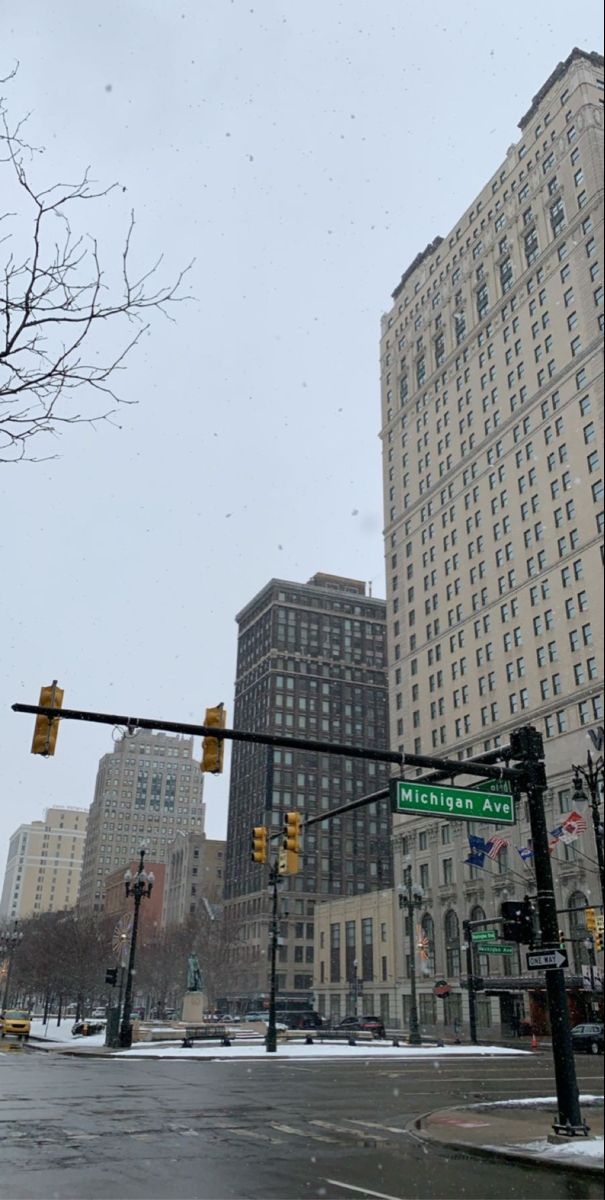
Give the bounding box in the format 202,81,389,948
1,921,23,1012
119,849,154,1049
571,752,604,905
398,857,424,1046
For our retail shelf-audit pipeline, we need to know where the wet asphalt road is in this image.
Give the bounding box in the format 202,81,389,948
0,1045,602,1200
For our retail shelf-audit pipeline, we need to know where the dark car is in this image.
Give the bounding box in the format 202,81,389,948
337,1015,386,1039
571,1022,604,1055
287,1013,324,1030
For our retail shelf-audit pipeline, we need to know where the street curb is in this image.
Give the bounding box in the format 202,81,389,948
410,1108,604,1176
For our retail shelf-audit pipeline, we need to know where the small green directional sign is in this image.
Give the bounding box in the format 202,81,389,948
476,943,514,956
471,929,498,942
390,779,515,825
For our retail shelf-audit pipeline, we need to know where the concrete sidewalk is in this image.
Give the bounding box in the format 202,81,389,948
414,1100,604,1174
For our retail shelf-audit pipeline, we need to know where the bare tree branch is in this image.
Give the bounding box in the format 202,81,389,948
1,71,193,463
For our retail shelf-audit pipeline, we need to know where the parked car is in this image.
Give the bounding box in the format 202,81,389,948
0,1009,31,1040
91,1007,106,1018
286,1013,324,1030
337,1015,386,1039
571,1022,604,1055
243,1011,268,1022
71,1019,105,1037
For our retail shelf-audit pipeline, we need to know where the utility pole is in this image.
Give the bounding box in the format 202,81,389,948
513,726,588,1136
398,859,423,1046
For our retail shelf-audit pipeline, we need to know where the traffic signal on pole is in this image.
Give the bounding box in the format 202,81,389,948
501,898,534,944
201,703,226,774
251,826,268,865
558,929,566,949
585,908,596,933
278,811,303,875
595,917,604,953
31,682,64,756
105,967,118,986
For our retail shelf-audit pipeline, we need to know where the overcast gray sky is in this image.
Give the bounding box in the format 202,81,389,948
1,1,602,876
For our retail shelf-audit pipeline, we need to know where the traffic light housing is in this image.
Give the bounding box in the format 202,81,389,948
501,898,535,944
585,908,596,933
558,929,566,949
595,917,604,953
251,826,268,865
31,682,64,756
201,704,226,774
105,967,118,986
278,811,303,875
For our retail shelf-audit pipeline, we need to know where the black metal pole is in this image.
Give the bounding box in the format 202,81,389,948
584,755,604,905
266,868,279,1054
463,919,478,1045
518,727,587,1135
402,867,421,1046
119,893,141,1049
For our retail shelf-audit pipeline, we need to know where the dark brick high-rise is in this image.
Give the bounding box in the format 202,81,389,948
223,572,392,1009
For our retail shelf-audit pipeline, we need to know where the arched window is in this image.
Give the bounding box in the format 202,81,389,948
470,904,490,977
569,891,590,974
421,912,435,975
444,909,461,977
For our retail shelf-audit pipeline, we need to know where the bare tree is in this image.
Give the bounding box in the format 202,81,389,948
1,67,192,463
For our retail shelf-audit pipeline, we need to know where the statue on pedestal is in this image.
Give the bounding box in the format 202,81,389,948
187,952,203,993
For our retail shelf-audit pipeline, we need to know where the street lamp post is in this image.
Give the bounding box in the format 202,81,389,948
398,858,424,1046
571,752,604,906
1,921,23,1012
119,849,154,1049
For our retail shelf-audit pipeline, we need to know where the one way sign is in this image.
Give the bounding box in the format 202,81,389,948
526,947,568,971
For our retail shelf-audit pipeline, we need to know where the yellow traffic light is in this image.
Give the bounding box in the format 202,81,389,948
31,682,64,756
585,908,596,933
595,918,604,953
278,811,303,875
283,811,303,853
201,704,226,774
251,826,268,865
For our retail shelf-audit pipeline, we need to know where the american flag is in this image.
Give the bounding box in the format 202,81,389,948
562,810,587,837
416,927,430,961
486,837,509,861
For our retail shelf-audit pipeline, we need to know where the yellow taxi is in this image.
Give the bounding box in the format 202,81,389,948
0,1009,31,1040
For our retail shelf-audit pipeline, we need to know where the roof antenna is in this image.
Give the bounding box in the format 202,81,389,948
368,580,373,597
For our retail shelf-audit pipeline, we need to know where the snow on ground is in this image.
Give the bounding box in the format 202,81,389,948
29,1019,106,1047
474,1095,603,1108
116,1040,530,1061
494,1136,604,1164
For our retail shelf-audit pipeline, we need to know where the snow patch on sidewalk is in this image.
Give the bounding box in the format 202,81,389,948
499,1136,604,1165
473,1095,604,1109
29,1019,106,1047
116,1041,530,1061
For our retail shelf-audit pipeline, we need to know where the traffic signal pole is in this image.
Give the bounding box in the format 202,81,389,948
266,867,279,1054
513,728,588,1137
462,920,478,1045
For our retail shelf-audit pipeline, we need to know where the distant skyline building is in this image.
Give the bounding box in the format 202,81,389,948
78,729,205,912
378,48,603,1033
223,572,392,1007
162,832,226,927
0,806,88,920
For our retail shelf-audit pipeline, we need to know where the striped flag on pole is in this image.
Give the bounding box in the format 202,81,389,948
486,837,509,861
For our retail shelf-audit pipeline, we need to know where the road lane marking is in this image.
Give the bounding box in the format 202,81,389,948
347,1119,409,1134
310,1119,388,1141
272,1122,336,1143
324,1180,405,1200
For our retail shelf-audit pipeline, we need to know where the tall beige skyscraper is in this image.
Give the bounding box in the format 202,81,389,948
78,729,205,912
379,48,603,1032
0,807,88,920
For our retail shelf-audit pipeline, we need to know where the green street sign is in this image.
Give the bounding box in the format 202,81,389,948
390,779,515,825
472,929,497,942
477,944,514,955
470,777,512,795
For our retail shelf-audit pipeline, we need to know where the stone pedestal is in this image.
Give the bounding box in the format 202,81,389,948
182,991,207,1024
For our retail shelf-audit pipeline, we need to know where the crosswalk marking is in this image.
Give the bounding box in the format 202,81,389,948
347,1119,409,1135
271,1121,336,1143
310,1119,388,1141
